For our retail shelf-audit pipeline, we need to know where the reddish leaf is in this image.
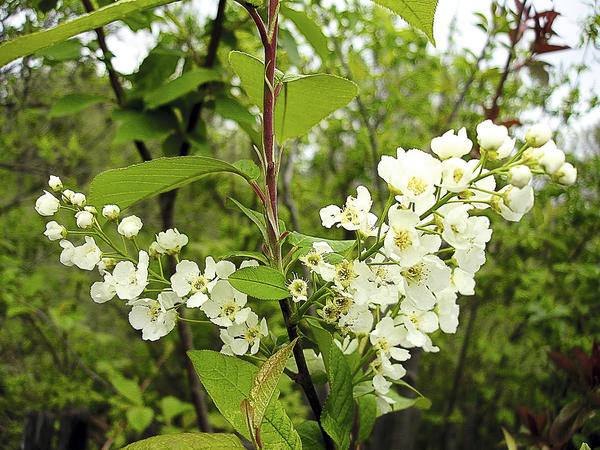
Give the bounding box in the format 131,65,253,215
548,400,592,446
573,346,594,388
548,350,580,382
517,405,543,437
533,42,570,54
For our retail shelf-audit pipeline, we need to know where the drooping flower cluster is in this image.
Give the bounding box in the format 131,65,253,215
302,121,576,412
34,178,268,349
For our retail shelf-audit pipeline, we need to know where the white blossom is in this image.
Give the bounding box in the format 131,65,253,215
555,162,577,186
440,157,474,192
299,242,336,281
430,128,473,159
62,189,74,204
220,312,268,355
508,165,532,188
539,141,565,174
396,305,439,348
476,120,507,152
201,280,251,327
155,228,189,254
90,273,116,303
43,221,66,241
288,278,308,302
489,136,515,160
112,251,149,299
70,192,86,207
118,215,143,238
370,317,411,362
59,240,75,266
75,210,94,229
436,287,460,333
320,186,374,233
102,205,120,220
35,191,60,216
525,124,552,147
70,236,102,271
401,255,452,310
335,336,359,355
48,175,63,192
170,257,235,307
494,185,534,222
128,291,179,341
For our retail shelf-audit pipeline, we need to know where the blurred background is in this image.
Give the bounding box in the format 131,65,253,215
1,0,599,448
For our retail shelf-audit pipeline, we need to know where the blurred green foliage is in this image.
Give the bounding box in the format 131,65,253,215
1,0,599,448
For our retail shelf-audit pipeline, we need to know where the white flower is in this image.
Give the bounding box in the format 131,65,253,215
59,240,75,266
112,251,149,299
335,336,359,355
97,257,116,274
383,205,441,268
476,120,507,152
90,273,116,303
70,192,86,207
539,141,565,174
288,278,308,302
339,303,373,334
350,257,402,306
555,162,577,186
370,317,411,362
219,312,268,355
128,291,179,341
48,175,63,192
62,189,74,204
464,163,496,209
170,257,235,307
299,242,336,281
118,215,143,238
436,287,460,333
155,228,188,255
35,191,60,216
493,185,534,222
508,165,532,188
430,128,473,159
489,136,515,160
201,280,251,327
525,124,552,148
102,205,120,220
72,236,102,270
43,221,66,241
440,158,474,192
378,148,442,211
397,305,439,348
320,185,374,232
75,211,94,229
401,255,452,310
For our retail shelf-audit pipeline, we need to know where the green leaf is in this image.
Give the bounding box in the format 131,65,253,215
160,396,193,424
229,51,358,144
214,95,261,145
109,373,143,406
123,432,246,449
143,69,222,109
112,109,177,145
188,350,302,450
296,421,326,450
228,266,289,300
321,340,353,450
0,0,179,68
219,251,269,265
306,318,333,374
127,406,154,432
248,339,298,437
129,47,182,95
232,160,260,181
501,427,517,450
356,395,377,443
228,198,268,243
287,231,355,253
369,0,438,45
49,93,106,118
280,5,330,63
34,39,82,61
89,156,257,210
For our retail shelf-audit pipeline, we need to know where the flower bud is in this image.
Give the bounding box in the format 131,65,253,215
554,162,577,186
525,124,552,147
62,189,74,204
84,205,97,215
539,141,565,174
118,215,143,238
35,191,60,216
431,128,473,159
98,257,117,273
43,221,66,241
48,175,63,192
508,165,532,188
488,137,515,160
102,204,120,221
155,228,188,255
75,210,94,229
476,120,508,152
70,192,86,207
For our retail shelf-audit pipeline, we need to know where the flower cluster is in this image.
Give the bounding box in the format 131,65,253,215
35,179,268,350
301,121,576,412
